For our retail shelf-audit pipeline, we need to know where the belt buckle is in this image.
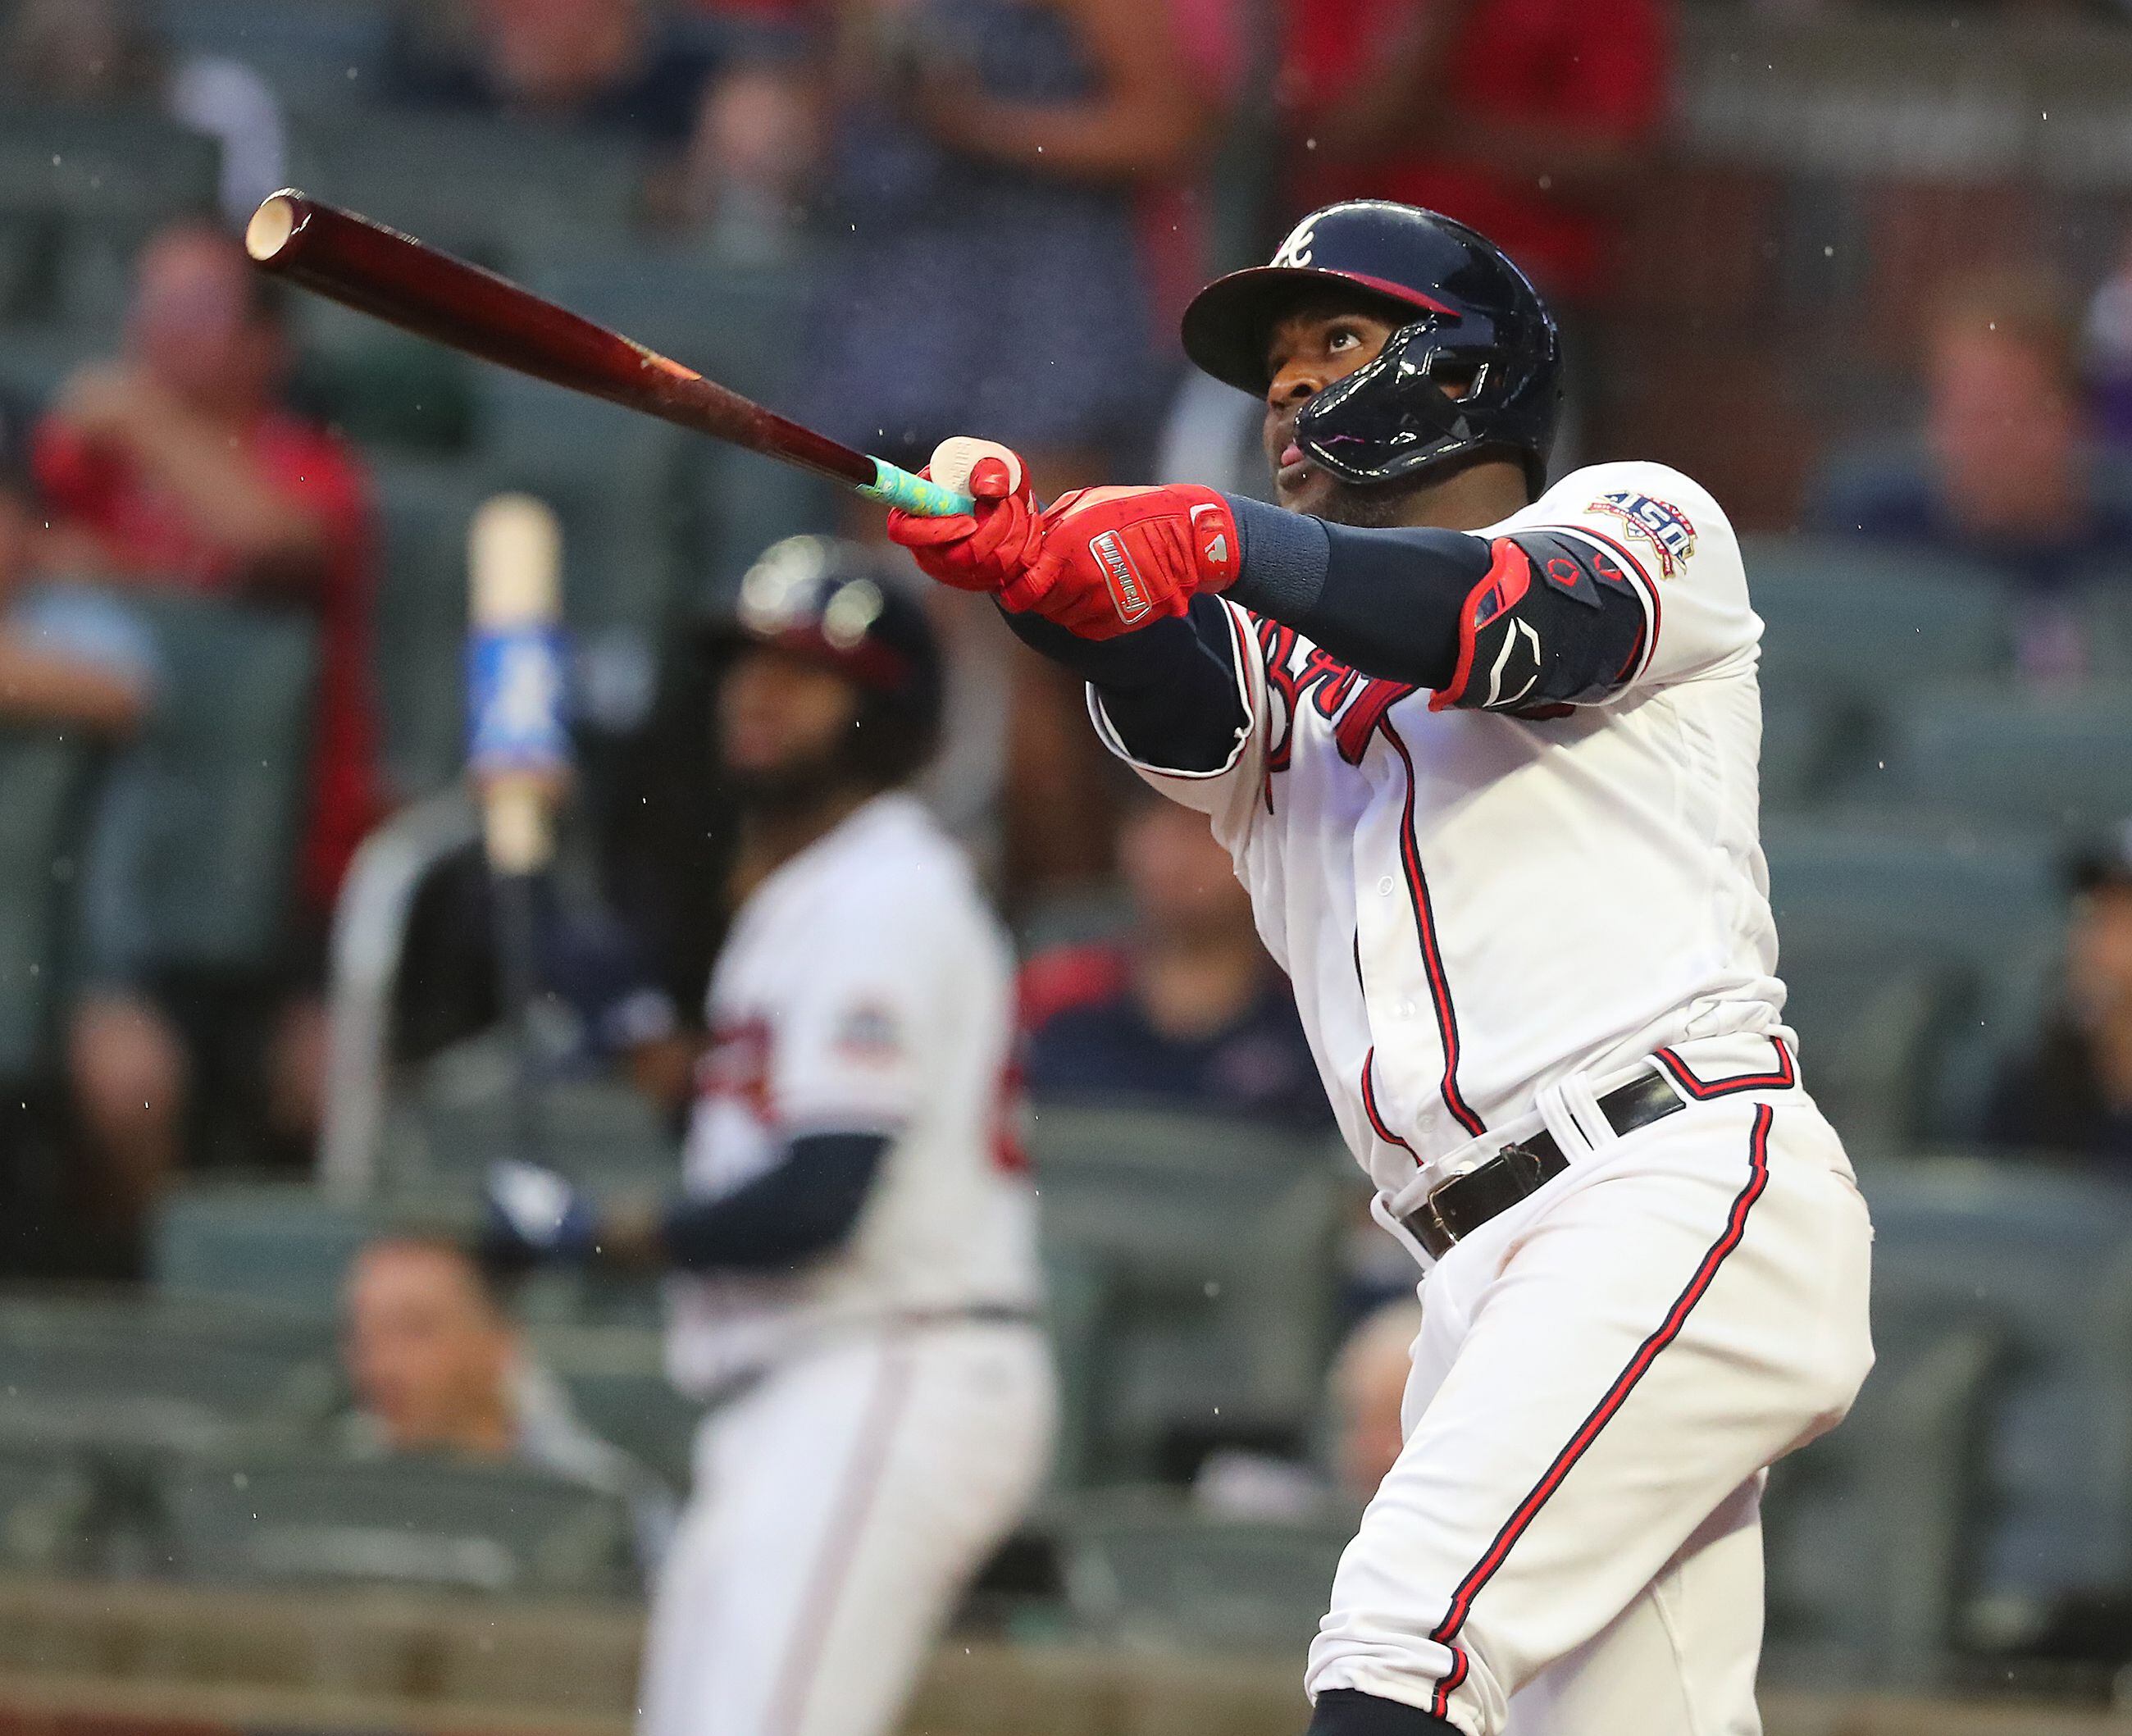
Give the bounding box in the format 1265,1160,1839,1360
1410,1137,1550,1257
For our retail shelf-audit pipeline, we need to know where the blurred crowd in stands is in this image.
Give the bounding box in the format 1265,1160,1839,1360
7,0,2132,1679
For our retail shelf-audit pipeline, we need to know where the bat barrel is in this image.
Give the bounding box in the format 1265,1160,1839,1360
244,190,879,492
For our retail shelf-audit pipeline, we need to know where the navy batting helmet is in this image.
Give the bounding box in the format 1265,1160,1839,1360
713,535,944,784
1181,200,1563,494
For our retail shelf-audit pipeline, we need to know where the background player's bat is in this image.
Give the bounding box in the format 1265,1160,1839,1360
244,190,977,517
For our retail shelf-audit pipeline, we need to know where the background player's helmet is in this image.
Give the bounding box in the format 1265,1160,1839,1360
710,535,944,784
1181,200,1563,494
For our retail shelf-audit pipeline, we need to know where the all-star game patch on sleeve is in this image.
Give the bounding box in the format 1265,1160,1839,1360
1509,461,1760,697
764,914,932,1136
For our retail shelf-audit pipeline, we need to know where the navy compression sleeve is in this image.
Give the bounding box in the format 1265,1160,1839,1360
657,1130,889,1272
1002,595,1248,772
1222,496,1487,689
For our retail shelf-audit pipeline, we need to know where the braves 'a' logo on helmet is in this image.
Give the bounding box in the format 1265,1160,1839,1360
1270,219,1318,269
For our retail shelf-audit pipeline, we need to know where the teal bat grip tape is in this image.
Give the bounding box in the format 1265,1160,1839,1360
859,459,974,518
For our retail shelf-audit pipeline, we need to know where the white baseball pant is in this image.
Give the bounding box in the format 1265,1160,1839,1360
1310,1071,1875,1736
638,1319,1054,1736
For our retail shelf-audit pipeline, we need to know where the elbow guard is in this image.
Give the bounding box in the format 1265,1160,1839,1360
1431,529,1649,714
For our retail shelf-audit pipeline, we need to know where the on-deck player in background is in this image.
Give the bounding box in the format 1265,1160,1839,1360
891,200,1875,1736
485,535,1054,1736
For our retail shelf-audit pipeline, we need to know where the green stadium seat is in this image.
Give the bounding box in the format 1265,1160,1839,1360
286,114,645,269
0,108,221,226
1027,1107,1347,1481
1879,685,2132,838
150,0,392,110
474,375,696,640
0,1439,101,1574
0,731,102,1081
1763,1320,2008,1685
1856,1163,2132,1627
161,1451,639,1596
368,457,484,799
1764,820,2060,1150
522,252,839,604
1052,1488,1355,1654
1743,535,2012,698
535,1328,700,1494
0,1293,334,1459
153,1181,383,1315
117,592,321,973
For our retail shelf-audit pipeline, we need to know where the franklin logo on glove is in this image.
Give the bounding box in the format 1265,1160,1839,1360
1091,531,1153,623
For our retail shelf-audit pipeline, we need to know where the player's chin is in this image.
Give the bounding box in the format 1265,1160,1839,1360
1274,462,1337,517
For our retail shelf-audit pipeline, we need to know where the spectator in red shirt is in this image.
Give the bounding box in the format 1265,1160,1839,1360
1020,783,1330,1131
1279,0,1668,320
33,221,381,1244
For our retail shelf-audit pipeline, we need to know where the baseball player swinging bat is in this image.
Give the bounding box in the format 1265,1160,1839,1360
242,191,1007,518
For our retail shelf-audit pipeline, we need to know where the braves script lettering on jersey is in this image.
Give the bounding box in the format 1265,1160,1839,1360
642,793,1052,1736
1098,462,1875,1736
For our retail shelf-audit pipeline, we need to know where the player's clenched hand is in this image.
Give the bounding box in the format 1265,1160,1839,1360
1008,485,1240,638
885,444,1043,595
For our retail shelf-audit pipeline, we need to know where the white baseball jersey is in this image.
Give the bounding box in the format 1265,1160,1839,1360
1098,459,1781,1191
663,792,1040,1395
1091,458,1874,1736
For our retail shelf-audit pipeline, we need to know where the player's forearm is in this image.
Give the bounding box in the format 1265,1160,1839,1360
1222,496,1484,689
1001,596,1247,772
653,1129,890,1272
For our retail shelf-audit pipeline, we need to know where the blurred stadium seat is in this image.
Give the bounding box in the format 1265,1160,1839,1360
1027,1106,1346,1483
115,592,320,974
285,113,647,270
368,458,482,799
0,731,103,1082
1742,535,2013,806
149,0,392,111
1053,1488,1354,1655
1879,686,2132,838
1856,1161,2132,1624
0,1439,101,1574
1765,820,2060,1150
0,1292,334,1460
534,1327,701,1493
161,1451,638,1596
153,1181,382,1315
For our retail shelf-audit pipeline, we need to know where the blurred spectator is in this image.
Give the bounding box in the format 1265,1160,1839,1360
387,0,718,138
1329,1295,1419,1501
2,0,288,224
2088,230,2132,451
804,0,1210,484
385,0,810,235
1983,826,2132,1169
1020,784,1331,1129
0,397,144,736
32,222,381,1237
1277,0,1668,449
339,1234,676,1571
1811,266,2132,684
1194,1292,1418,1515
798,0,1215,898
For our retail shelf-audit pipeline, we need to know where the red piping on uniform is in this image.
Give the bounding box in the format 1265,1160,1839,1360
1654,1036,1796,1100
1360,1047,1418,1160
1381,720,1487,1139
1424,1104,1777,1718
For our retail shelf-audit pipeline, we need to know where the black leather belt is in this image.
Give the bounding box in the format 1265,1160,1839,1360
1401,1068,1685,1259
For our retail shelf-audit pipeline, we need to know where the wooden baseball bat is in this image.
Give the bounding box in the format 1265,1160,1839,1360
243,190,974,517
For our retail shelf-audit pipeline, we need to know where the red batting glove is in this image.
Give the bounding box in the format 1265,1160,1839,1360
1004,485,1240,638
886,453,1042,595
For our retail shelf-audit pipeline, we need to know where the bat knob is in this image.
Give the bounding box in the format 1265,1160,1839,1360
928,437,1023,502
